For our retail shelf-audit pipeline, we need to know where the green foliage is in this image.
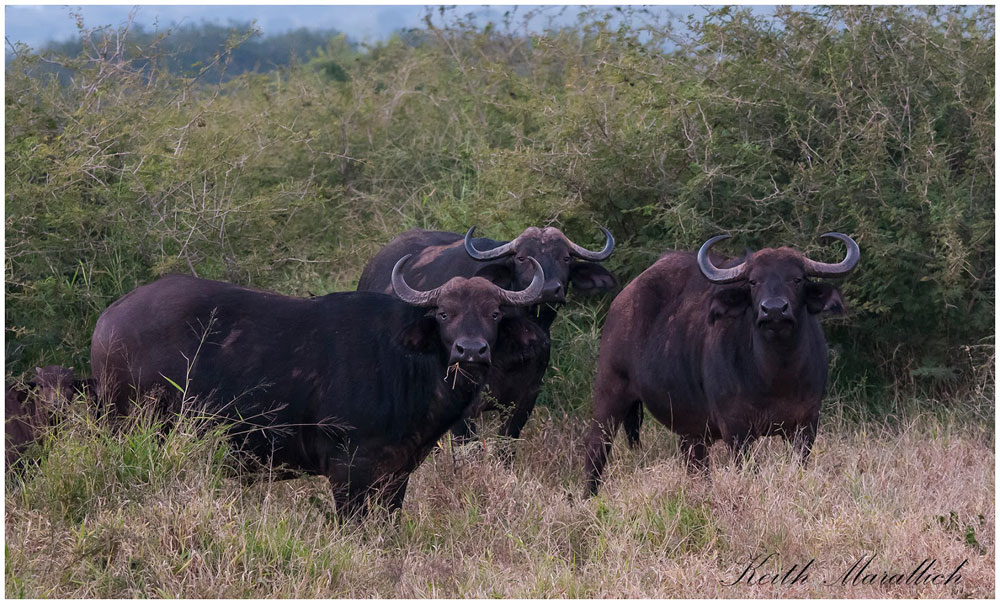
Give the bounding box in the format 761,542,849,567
5,6,994,410
9,406,232,525
638,491,718,554
539,300,608,413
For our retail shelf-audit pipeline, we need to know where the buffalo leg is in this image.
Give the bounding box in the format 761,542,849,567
329,483,359,519
342,484,378,519
583,367,636,496
583,417,620,497
679,434,709,474
491,360,546,465
449,386,491,444
334,467,411,519
327,463,373,520
360,473,411,518
449,417,478,445
384,474,410,514
789,418,818,465
726,431,757,468
497,373,544,441
623,401,644,449
496,399,535,467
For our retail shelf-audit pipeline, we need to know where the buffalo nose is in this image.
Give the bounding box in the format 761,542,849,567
542,281,565,302
452,338,490,364
760,298,790,317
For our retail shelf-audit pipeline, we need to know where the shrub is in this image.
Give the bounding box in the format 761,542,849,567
5,6,994,411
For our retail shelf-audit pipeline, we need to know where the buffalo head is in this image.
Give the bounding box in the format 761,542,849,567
33,365,77,404
698,233,860,340
463,226,616,304
392,254,548,365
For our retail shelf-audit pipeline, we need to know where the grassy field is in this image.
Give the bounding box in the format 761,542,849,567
5,391,993,598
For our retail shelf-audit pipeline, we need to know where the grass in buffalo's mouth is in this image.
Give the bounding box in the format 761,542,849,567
4,396,994,598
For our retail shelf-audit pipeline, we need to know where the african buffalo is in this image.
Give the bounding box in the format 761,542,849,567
6,385,37,467
583,233,860,495
90,260,547,516
6,365,93,467
357,226,616,454
33,365,94,405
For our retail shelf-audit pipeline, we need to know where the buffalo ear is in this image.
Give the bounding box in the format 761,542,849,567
708,286,750,324
806,282,845,314
495,317,549,365
569,261,617,294
474,262,514,289
397,316,439,353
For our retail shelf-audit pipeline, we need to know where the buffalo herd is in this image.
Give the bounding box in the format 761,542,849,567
6,226,860,517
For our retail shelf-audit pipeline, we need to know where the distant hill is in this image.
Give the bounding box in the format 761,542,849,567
16,22,352,79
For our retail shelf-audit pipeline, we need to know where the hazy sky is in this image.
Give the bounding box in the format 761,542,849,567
4,5,713,51
6,5,427,48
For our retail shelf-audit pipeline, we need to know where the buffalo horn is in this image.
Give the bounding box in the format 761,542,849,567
495,257,546,306
566,226,615,261
391,255,442,307
802,233,860,278
464,226,519,260
697,234,748,283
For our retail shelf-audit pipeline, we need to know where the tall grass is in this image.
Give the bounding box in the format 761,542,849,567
5,390,993,598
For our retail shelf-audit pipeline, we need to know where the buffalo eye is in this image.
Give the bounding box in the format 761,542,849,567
563,256,571,263
516,256,525,263
438,312,448,320
793,277,802,284
492,311,500,320
748,280,758,287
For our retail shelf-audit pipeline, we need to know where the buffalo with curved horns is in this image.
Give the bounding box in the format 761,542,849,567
91,259,547,517
584,233,859,495
357,225,616,457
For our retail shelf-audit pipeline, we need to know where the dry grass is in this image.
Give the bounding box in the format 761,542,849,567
4,398,994,598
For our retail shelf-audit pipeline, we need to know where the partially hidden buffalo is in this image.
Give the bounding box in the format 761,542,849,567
90,261,548,516
6,366,93,467
584,233,860,495
357,226,616,454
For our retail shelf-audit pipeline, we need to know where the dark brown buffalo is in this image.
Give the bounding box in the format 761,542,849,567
33,365,94,404
91,261,547,517
6,366,93,467
357,226,615,453
584,233,859,495
5,385,38,467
